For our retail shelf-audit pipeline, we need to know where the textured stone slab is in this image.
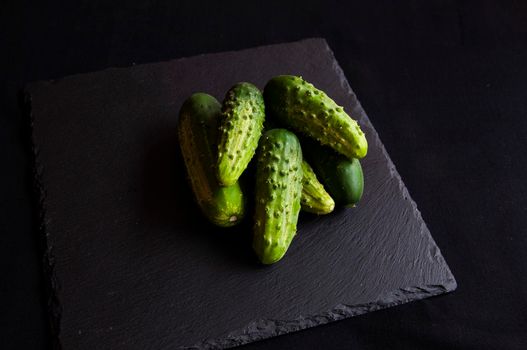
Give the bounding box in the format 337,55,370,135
27,38,456,349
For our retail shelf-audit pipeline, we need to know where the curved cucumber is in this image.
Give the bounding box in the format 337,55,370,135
305,141,364,207
217,82,265,186
301,160,335,214
178,93,245,227
254,129,303,264
264,75,367,160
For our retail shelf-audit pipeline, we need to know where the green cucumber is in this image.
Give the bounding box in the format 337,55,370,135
178,93,245,227
217,82,265,186
304,141,364,207
253,129,303,264
264,75,368,160
301,160,335,215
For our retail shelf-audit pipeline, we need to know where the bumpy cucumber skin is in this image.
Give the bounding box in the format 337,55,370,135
254,129,303,264
306,142,364,207
178,93,245,227
264,75,368,160
301,160,335,214
217,82,265,186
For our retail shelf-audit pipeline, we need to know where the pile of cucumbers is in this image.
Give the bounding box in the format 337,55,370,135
178,75,368,264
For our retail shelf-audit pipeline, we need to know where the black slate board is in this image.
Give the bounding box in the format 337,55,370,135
27,38,456,349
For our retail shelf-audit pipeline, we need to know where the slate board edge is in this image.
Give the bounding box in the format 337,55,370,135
24,38,457,350
191,282,456,349
326,38,457,292
25,91,63,350
24,37,323,87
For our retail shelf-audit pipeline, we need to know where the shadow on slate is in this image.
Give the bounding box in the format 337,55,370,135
141,125,256,267
26,38,456,349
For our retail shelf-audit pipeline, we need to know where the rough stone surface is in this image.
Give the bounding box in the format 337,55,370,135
27,38,456,349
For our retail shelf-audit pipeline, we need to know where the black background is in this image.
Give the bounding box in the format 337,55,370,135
1,1,526,349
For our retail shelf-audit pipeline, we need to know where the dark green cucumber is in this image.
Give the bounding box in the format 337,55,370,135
178,93,245,227
304,141,364,207
254,129,303,264
264,75,368,160
217,82,265,186
301,160,335,214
